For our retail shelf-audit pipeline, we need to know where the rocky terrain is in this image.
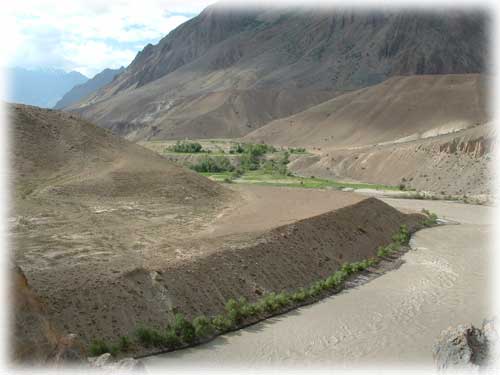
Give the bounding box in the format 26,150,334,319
287,122,494,198
10,104,425,360
246,74,493,197
246,74,488,148
433,319,498,370
68,5,486,141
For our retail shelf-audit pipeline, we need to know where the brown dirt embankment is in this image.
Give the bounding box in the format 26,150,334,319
147,198,423,320
53,197,423,349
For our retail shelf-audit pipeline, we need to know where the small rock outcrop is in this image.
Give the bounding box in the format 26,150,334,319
433,318,498,370
88,353,145,372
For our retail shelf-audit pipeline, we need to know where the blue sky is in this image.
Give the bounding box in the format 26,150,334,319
1,0,216,77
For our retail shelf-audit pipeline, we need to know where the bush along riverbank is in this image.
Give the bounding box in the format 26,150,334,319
88,210,439,359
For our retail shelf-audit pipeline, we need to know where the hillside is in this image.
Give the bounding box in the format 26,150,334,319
69,5,486,140
245,74,488,148
6,67,88,108
54,67,125,109
10,104,426,358
10,104,225,202
243,74,492,197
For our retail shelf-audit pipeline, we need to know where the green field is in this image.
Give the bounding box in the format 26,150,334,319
200,170,401,191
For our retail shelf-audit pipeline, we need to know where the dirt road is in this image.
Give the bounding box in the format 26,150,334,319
144,198,492,368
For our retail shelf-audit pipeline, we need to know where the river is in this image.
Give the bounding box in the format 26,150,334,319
144,198,493,369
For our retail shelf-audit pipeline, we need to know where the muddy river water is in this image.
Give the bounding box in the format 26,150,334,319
144,198,493,369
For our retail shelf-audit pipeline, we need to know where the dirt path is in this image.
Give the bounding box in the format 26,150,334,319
144,199,492,368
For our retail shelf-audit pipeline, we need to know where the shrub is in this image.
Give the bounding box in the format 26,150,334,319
212,314,234,331
325,273,342,289
275,292,291,308
230,168,244,179
118,336,131,352
241,301,260,318
240,152,260,171
225,298,243,324
422,209,438,227
368,257,379,266
164,328,181,347
167,140,203,153
109,344,120,356
289,147,306,154
340,263,354,275
134,327,165,348
377,245,395,258
290,288,308,302
349,261,364,273
172,313,196,344
192,316,214,338
392,224,410,245
309,280,326,297
229,143,245,154
89,339,110,357
261,292,281,313
190,156,234,173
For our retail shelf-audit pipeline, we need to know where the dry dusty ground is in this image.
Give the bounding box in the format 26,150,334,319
288,122,495,198
10,104,423,359
13,182,418,349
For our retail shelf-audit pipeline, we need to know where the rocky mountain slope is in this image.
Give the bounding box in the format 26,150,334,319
244,74,493,197
69,4,486,140
246,74,488,148
54,67,125,109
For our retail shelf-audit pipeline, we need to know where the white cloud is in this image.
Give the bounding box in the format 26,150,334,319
1,0,216,76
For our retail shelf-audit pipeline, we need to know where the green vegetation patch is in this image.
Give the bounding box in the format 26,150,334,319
421,209,439,227
166,140,204,153
202,169,400,191
190,156,235,173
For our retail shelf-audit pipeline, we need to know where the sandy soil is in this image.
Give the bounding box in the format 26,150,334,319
144,198,492,368
245,74,488,149
288,122,494,197
13,181,420,349
203,185,364,237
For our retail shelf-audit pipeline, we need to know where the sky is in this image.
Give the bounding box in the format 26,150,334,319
1,0,216,77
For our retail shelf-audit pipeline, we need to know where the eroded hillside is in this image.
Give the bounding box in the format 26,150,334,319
69,5,487,141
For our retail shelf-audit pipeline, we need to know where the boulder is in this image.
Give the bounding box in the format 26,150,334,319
433,318,498,370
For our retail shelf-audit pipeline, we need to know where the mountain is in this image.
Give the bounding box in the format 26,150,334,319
245,74,488,148
6,67,88,108
69,4,486,141
54,67,125,109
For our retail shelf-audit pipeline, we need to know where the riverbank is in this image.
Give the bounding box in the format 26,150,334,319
86,197,426,358
144,198,492,367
